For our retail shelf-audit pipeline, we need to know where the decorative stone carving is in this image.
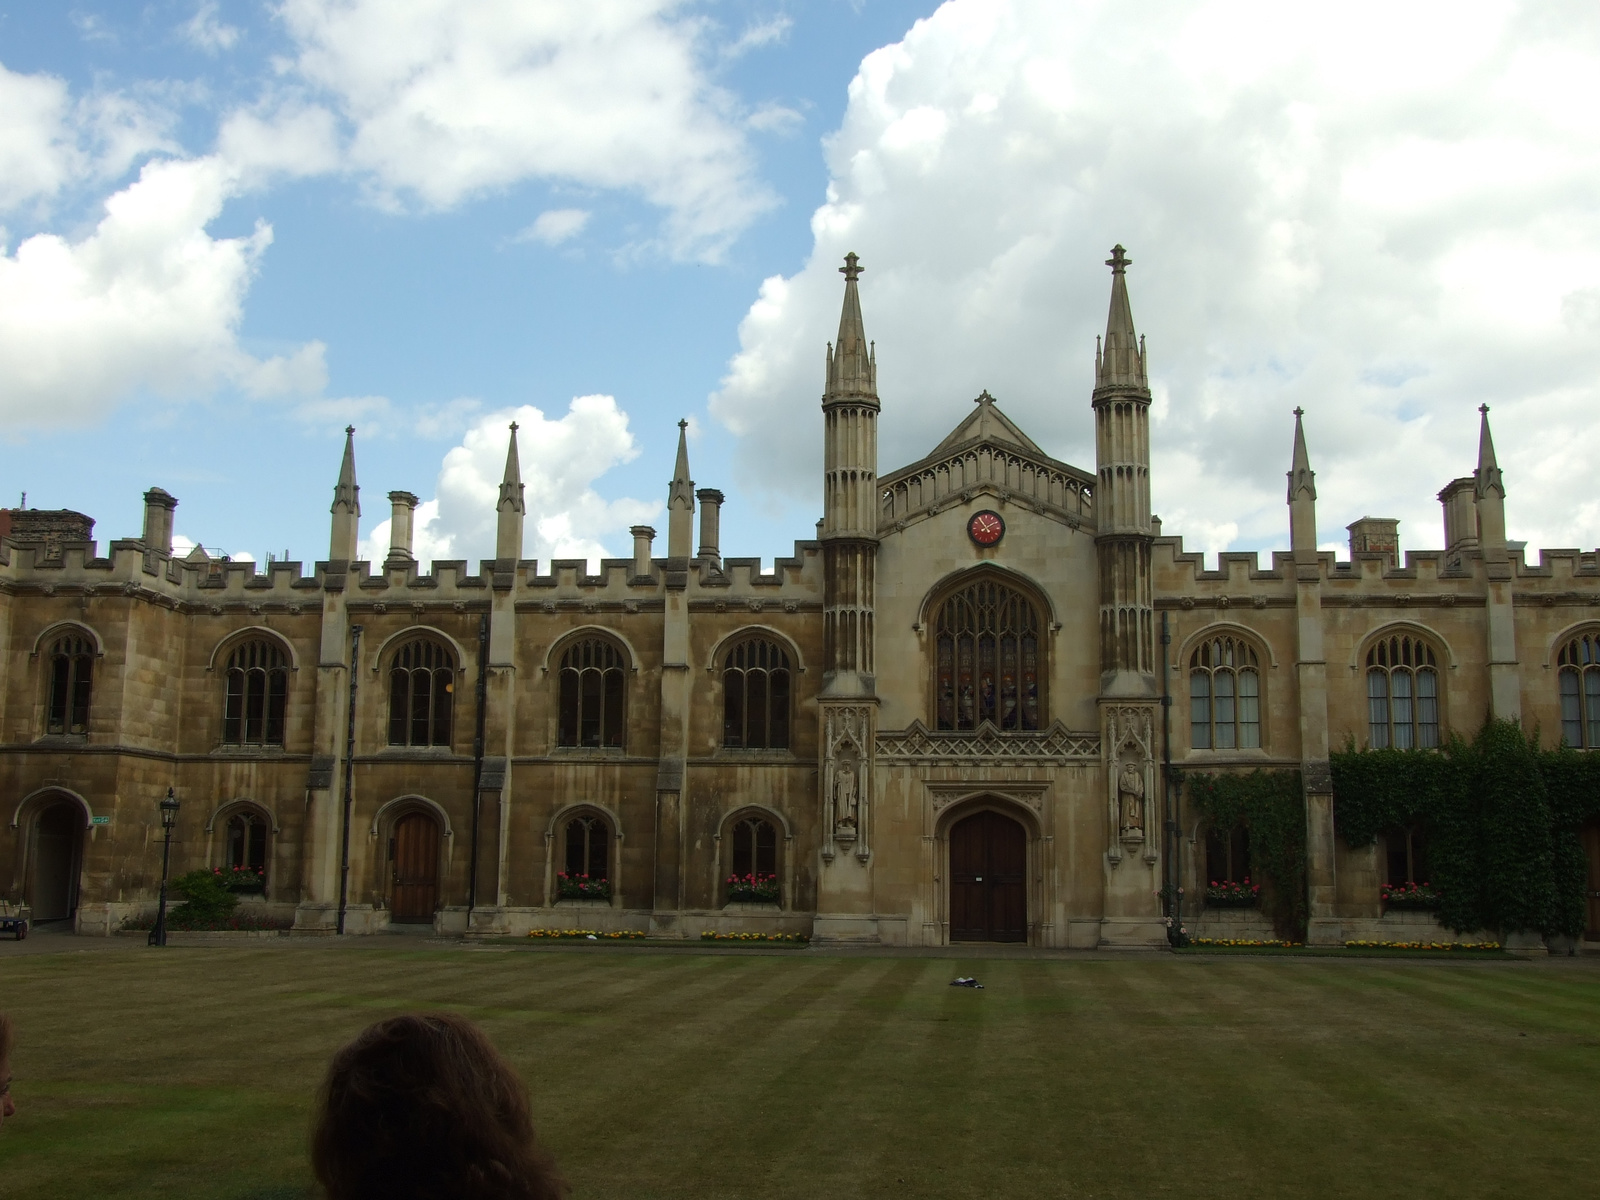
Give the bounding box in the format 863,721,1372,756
875,719,1098,763
822,704,873,862
1118,761,1145,833
1102,704,1156,862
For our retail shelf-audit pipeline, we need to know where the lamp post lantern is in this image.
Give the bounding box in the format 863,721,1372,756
149,787,179,947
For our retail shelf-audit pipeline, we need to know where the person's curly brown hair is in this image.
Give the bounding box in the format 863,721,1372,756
311,1012,565,1200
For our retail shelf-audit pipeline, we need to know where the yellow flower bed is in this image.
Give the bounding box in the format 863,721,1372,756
699,931,810,943
1344,939,1502,951
1191,937,1302,948
526,929,646,940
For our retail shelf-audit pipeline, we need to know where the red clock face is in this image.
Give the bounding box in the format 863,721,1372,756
968,510,1005,547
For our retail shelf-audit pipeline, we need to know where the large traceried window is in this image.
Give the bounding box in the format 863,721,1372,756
1189,636,1261,750
933,578,1043,731
1558,632,1600,749
46,631,94,736
558,638,626,748
388,638,455,748
222,639,289,746
723,638,791,749
1366,633,1440,750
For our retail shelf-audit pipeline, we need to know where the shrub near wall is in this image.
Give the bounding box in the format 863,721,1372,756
1186,770,1307,942
1331,719,1600,938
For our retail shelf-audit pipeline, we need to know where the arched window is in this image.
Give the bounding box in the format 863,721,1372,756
723,638,791,749
1384,824,1429,887
388,638,455,748
1558,632,1600,749
222,639,289,746
932,578,1042,731
563,814,610,879
226,811,269,890
1189,636,1261,750
46,632,94,736
727,814,779,904
558,638,626,748
1365,633,1440,749
1206,824,1251,885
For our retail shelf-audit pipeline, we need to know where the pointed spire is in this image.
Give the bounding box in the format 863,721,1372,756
1474,404,1504,499
1287,407,1317,502
669,419,694,510
328,425,361,563
1096,245,1147,389
825,252,877,400
498,422,525,514
667,419,695,559
331,425,360,516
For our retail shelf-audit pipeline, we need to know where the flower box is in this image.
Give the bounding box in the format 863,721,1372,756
215,866,266,893
1204,878,1260,908
556,873,612,902
1381,881,1441,911
726,873,779,904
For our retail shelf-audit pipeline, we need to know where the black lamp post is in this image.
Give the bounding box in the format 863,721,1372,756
149,787,179,947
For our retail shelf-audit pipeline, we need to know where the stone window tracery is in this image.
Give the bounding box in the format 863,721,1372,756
1558,632,1600,749
223,639,289,746
723,638,791,749
45,631,94,736
1205,824,1251,885
563,814,610,880
932,578,1043,731
1365,634,1440,749
1188,636,1261,750
558,638,626,748
730,815,778,879
387,638,455,748
226,810,269,888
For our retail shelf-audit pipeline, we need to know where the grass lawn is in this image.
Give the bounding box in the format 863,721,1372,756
2,944,1598,1199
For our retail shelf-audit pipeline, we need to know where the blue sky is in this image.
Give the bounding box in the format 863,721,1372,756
3,2,1598,570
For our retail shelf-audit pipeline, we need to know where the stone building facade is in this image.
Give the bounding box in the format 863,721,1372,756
4,249,1599,947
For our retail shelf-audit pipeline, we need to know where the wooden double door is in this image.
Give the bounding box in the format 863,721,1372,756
391,812,440,922
949,809,1027,942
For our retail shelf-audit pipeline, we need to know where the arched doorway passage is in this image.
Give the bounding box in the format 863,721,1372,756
390,811,441,922
32,800,84,921
949,809,1027,942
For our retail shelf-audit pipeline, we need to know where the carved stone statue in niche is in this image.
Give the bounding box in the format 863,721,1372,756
833,753,859,836
1117,762,1145,834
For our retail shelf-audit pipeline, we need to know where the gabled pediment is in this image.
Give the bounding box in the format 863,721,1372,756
929,390,1048,459
879,392,1095,534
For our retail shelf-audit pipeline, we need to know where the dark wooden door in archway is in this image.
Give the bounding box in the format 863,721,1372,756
32,801,82,921
391,812,440,922
949,809,1027,942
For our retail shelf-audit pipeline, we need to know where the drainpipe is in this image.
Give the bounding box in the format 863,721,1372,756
1161,611,1179,941
336,623,362,935
467,613,489,930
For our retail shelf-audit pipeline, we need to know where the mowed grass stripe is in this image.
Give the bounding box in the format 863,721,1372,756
3,949,1600,1200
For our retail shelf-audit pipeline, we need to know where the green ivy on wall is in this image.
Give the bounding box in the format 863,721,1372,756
1330,719,1600,937
1186,770,1307,942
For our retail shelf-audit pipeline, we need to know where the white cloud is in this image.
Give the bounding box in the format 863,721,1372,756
361,395,659,569
272,0,775,259
517,208,590,246
216,100,341,182
0,156,326,427
711,0,1600,556
0,64,176,214
181,2,242,54
722,15,793,60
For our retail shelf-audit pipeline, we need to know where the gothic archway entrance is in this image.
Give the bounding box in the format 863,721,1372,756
390,811,440,922
32,800,83,921
949,809,1027,942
